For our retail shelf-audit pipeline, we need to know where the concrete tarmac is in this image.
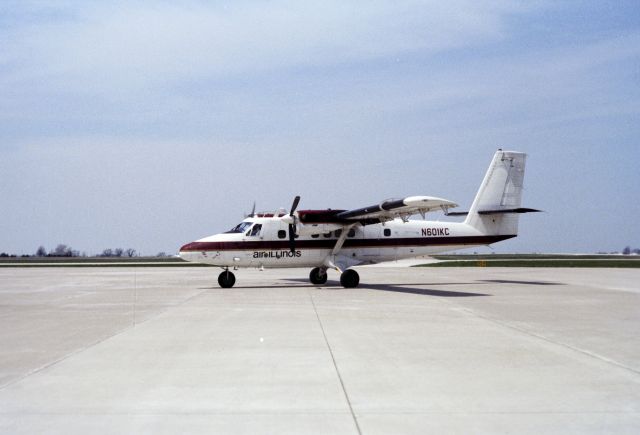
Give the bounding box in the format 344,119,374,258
0,266,639,434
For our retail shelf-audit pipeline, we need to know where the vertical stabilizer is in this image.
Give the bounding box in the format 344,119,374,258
465,150,528,235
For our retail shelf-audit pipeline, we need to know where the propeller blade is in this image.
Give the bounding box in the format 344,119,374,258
290,195,300,216
288,224,296,253
244,201,257,218
288,196,300,253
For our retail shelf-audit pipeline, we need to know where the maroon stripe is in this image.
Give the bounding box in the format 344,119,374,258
298,209,346,224
180,235,515,252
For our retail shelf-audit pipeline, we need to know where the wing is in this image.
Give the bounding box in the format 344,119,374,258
335,196,458,223
296,196,458,227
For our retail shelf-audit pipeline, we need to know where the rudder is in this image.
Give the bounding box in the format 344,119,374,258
465,150,528,235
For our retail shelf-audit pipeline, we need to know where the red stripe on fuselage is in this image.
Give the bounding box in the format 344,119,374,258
180,235,515,252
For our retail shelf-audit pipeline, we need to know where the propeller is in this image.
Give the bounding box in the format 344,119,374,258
244,201,257,218
288,196,300,253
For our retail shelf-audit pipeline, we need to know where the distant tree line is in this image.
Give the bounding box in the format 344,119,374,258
0,245,174,258
596,247,640,255
28,245,139,257
622,246,640,255
33,244,81,257
99,248,137,257
0,245,84,258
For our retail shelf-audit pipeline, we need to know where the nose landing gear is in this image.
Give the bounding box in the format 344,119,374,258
218,270,236,288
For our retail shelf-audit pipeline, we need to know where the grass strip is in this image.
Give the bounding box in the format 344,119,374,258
418,260,640,268
0,262,213,268
0,257,184,264
432,254,640,261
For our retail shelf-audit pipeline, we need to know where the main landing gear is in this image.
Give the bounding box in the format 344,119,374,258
309,267,328,285
218,270,236,288
339,269,359,288
309,267,360,288
217,268,360,289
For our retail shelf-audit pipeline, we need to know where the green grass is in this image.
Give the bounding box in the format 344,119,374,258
432,254,640,261
418,258,640,268
0,257,213,267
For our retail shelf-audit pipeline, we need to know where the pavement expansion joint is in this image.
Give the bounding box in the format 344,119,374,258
308,289,363,435
454,305,640,377
0,286,210,391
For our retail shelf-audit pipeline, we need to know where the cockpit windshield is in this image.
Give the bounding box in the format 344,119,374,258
225,222,253,234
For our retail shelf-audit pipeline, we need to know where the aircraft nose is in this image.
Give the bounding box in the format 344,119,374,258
178,242,195,261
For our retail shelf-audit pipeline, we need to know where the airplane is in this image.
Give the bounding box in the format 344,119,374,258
179,150,539,288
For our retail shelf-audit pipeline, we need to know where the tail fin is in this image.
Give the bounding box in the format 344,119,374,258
465,150,529,235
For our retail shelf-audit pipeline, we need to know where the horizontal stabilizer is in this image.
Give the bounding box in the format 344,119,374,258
447,207,541,217
478,207,542,215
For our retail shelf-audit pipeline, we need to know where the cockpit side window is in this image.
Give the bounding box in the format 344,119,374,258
225,222,253,233
248,224,262,237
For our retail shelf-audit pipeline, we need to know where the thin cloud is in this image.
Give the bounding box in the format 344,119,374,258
1,1,532,91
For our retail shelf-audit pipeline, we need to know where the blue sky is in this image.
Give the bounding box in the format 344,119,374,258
1,0,639,255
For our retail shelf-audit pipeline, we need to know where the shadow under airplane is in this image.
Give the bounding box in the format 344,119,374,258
479,279,565,286
199,277,564,296
280,278,490,297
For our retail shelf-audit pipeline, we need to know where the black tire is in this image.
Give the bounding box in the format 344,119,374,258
309,267,328,285
340,269,359,288
218,271,236,288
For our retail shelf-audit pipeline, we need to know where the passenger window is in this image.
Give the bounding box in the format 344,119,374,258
384,228,391,237
347,229,355,237
323,233,331,238
278,230,286,239
311,234,319,238
334,229,342,237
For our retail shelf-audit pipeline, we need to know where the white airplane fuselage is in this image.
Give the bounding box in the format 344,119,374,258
179,217,513,269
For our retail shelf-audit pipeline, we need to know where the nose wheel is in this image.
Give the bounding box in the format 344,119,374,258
218,270,236,288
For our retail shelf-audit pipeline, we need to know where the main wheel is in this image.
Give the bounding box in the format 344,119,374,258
309,267,328,285
340,269,359,288
218,271,236,288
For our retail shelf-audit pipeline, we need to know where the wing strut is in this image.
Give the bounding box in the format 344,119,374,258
322,223,356,273
331,224,355,255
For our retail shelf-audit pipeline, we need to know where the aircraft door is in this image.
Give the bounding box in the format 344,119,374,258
349,225,376,262
241,223,263,266
378,225,396,262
